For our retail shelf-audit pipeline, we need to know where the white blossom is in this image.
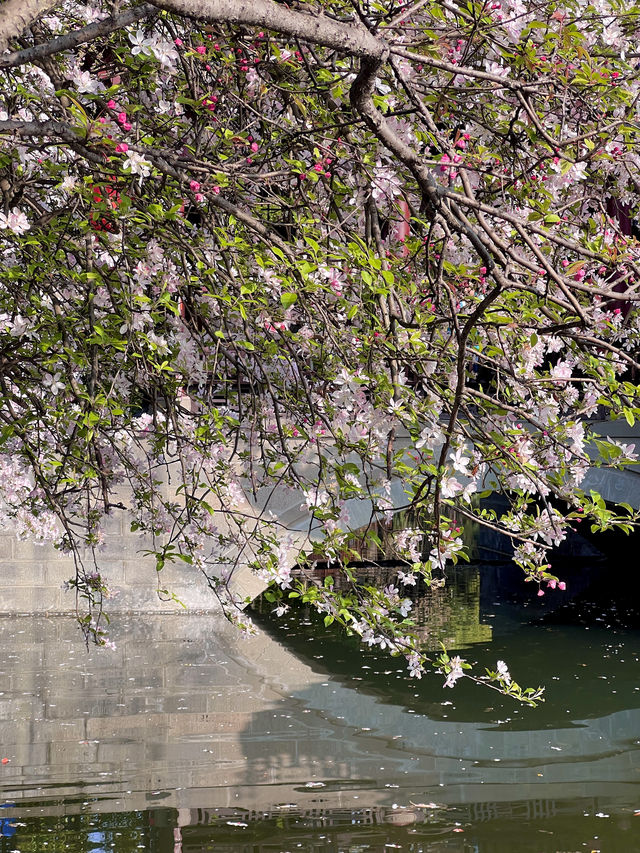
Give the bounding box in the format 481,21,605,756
123,151,152,177
0,208,30,235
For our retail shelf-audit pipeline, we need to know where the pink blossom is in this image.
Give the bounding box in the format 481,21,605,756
0,208,30,234
196,45,206,55
444,656,465,688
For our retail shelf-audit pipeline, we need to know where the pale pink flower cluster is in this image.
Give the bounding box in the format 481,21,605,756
444,656,465,688
0,209,29,235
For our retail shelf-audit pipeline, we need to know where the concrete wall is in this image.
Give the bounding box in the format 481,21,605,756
0,512,223,614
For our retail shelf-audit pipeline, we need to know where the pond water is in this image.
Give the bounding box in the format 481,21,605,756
0,563,639,852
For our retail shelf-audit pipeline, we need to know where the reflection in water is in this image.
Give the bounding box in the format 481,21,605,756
302,562,493,650
0,562,638,851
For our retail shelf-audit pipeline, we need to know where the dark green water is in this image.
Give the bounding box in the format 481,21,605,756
0,564,639,852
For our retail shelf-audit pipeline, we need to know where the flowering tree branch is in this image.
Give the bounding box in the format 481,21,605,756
150,0,387,58
0,0,639,702
0,4,158,69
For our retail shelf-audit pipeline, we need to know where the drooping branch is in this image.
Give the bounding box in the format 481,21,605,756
144,149,297,260
0,118,296,260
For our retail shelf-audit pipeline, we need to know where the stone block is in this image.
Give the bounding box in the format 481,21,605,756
0,644,45,673
86,713,165,739
61,559,127,587
167,664,232,688
123,559,170,587
48,740,99,766
14,742,49,768
27,719,87,744
12,540,65,563
0,537,14,559
81,535,140,560
101,513,125,536
0,563,47,587
43,560,80,586
0,586,63,613
96,741,146,765
157,585,219,612
106,586,176,612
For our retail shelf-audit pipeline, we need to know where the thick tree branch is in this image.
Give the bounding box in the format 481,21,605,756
0,118,107,164
0,118,78,138
0,3,157,69
0,0,59,53
149,0,386,58
349,57,440,213
349,56,502,275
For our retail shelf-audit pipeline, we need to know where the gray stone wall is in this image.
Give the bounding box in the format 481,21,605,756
0,513,222,614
